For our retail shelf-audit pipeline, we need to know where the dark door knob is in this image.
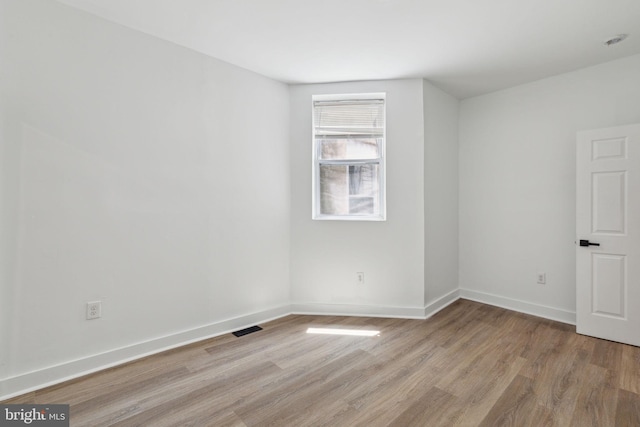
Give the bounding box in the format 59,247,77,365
579,240,600,247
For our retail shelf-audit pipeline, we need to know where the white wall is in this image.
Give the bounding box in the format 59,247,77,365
0,0,290,396
290,80,426,316
0,0,12,382
459,54,640,321
423,81,459,307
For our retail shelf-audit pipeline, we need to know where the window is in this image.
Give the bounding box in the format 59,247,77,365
312,93,386,220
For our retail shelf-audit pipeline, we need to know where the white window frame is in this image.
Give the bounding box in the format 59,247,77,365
312,92,387,221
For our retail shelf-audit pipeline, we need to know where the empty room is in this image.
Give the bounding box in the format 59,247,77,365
1,0,640,425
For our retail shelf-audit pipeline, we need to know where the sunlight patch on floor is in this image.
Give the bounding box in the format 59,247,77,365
306,327,380,337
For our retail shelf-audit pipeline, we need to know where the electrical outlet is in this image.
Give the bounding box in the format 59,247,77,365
86,301,102,320
537,272,546,285
357,272,365,284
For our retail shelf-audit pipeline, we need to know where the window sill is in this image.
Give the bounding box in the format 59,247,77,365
312,214,386,221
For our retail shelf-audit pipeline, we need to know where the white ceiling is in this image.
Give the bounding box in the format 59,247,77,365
56,0,640,98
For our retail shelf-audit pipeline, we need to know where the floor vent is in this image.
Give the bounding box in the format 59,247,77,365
232,325,263,337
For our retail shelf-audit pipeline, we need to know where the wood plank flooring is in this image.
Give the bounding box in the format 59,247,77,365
3,299,640,426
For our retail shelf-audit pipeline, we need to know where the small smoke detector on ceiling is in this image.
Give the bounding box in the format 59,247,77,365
604,34,628,46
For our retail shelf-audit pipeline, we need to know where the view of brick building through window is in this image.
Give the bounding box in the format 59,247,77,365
319,139,379,215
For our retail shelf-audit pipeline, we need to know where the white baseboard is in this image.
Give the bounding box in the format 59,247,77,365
291,289,460,320
424,289,460,318
459,288,576,325
0,304,291,401
291,302,427,319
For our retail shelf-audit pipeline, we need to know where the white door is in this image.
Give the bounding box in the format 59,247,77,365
576,124,640,347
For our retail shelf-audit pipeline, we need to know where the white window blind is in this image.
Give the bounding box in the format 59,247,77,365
313,100,385,139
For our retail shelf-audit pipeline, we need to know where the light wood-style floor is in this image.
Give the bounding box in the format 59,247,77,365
4,299,640,426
